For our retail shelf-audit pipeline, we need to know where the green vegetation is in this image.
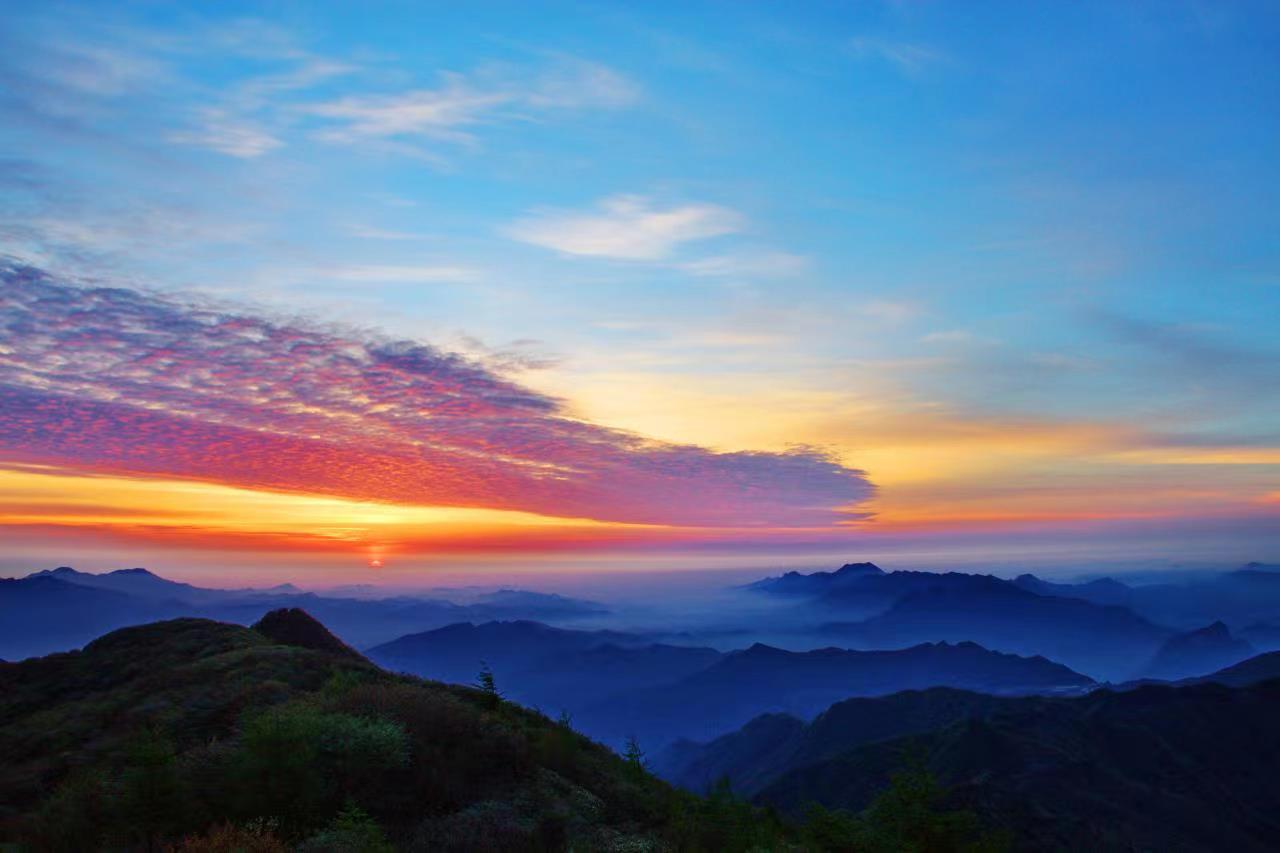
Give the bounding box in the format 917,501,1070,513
0,612,1006,851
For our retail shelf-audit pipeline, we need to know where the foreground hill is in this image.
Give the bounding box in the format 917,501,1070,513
0,611,684,850
1,610,1009,851
753,680,1280,852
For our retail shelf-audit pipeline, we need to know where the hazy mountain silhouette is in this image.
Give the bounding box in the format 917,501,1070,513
1011,572,1135,607
745,562,886,596
1139,621,1254,681
576,640,1091,749
1,567,611,658
0,576,182,660
368,620,723,715
820,575,1170,680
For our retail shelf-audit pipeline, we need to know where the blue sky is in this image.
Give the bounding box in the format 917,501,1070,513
1,1,1278,578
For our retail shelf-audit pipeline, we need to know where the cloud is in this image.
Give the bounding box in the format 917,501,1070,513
848,36,942,75
507,195,744,260
167,108,284,158
0,262,873,528
301,59,638,150
323,264,479,284
679,251,810,278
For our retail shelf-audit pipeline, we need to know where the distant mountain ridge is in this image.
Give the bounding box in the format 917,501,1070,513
0,567,611,659
573,638,1091,749
1140,621,1254,681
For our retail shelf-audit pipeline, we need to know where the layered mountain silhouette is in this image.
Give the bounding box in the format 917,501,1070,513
367,620,722,712
661,646,1280,852
755,680,1280,852
574,640,1091,749
819,575,1170,680
1139,620,1254,681
0,567,610,659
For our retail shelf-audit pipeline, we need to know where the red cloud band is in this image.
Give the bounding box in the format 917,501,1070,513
0,262,873,527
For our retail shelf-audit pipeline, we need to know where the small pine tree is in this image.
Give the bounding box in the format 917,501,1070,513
556,709,573,730
475,661,501,708
623,735,647,776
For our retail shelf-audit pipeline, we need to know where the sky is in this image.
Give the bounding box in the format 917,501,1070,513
1,1,1278,586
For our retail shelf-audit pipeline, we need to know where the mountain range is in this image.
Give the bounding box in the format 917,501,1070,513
658,647,1280,851
747,561,1280,681
0,567,608,659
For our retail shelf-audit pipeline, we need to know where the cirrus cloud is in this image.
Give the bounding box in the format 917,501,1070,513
0,261,872,528
507,195,744,260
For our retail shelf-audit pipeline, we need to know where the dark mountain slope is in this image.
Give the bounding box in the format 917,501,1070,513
0,612,705,850
577,640,1091,749
1181,649,1280,687
758,681,1280,852
657,687,1027,796
252,607,367,661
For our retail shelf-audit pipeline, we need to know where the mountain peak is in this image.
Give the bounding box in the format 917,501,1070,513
108,567,157,577
835,562,883,576
252,608,364,660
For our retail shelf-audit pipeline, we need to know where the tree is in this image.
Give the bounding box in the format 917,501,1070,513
623,735,647,777
475,661,501,708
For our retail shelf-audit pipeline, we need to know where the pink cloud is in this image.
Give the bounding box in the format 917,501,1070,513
0,262,873,527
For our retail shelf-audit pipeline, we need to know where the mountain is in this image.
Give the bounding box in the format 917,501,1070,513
822,576,1171,680
1,568,614,658
576,640,1091,750
1011,573,1134,607
0,611,724,850
755,680,1280,852
1180,649,1280,687
1113,568,1280,630
0,576,182,660
745,561,886,596
26,566,209,602
1139,621,1254,681
251,607,367,661
368,620,723,714
656,687,1028,796
0,610,1005,851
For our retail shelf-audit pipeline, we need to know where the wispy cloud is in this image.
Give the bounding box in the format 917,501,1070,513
507,195,743,260
679,250,810,278
323,264,479,284
301,59,638,153
0,262,873,528
168,108,284,158
848,36,942,75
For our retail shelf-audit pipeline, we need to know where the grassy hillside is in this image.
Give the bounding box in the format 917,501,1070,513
0,610,1002,852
